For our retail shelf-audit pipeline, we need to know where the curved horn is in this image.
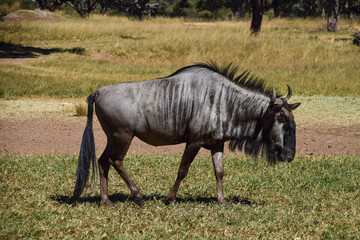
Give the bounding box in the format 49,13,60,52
284,84,292,101
270,86,276,105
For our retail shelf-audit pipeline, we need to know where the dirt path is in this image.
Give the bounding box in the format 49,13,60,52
1,115,359,157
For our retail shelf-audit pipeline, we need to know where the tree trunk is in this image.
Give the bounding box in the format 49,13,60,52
146,3,152,20
36,0,46,10
320,0,326,18
345,0,352,19
65,0,98,18
272,0,280,17
250,0,265,34
138,11,144,21
235,0,247,20
36,0,64,12
327,0,339,32
100,4,109,15
135,0,148,21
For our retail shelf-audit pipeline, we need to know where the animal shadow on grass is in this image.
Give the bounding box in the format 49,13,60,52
0,41,85,58
50,193,256,207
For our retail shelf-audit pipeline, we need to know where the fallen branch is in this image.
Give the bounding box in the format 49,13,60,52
328,37,353,41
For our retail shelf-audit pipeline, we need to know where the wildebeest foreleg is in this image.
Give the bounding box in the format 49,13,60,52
167,142,201,203
211,144,225,204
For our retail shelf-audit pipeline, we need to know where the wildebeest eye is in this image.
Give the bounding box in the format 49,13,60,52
277,111,285,123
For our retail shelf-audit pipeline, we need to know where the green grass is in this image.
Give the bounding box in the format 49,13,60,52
1,153,359,239
1,14,360,98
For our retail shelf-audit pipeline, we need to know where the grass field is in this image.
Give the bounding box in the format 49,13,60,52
0,153,359,239
1,11,360,239
1,96,360,128
1,12,360,98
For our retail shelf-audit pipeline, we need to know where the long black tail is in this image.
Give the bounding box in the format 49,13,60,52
71,91,98,204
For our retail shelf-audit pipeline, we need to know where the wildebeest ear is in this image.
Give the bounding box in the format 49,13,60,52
289,102,301,110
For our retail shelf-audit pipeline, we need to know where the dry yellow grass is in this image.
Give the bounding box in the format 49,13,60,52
0,13,359,98
1,96,359,127
0,99,78,118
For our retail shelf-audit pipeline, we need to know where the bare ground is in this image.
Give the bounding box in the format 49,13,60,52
0,115,359,157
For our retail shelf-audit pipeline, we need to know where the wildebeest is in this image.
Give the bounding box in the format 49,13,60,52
71,62,301,206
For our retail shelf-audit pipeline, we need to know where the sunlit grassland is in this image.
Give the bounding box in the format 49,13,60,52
1,96,359,128
0,153,359,239
1,14,359,98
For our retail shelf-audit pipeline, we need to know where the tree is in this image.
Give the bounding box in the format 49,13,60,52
34,0,98,17
250,0,264,34
65,0,99,18
133,0,150,20
30,0,360,20
272,0,280,17
196,0,226,19
98,0,112,15
145,2,160,19
227,0,249,20
172,0,191,17
35,0,65,11
326,0,340,32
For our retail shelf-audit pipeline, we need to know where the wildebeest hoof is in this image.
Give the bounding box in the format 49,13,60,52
130,193,144,207
218,201,231,206
164,198,176,205
100,200,116,208
134,198,144,207
166,196,177,205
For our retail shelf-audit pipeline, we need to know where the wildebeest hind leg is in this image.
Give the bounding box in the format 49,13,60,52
98,143,113,206
110,134,144,206
167,142,201,203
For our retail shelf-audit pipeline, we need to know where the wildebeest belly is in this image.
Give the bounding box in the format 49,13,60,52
134,131,187,146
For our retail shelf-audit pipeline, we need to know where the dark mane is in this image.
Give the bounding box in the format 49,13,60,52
167,62,283,163
167,61,278,98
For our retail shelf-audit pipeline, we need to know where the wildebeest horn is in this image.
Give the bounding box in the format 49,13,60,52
270,86,276,105
284,84,292,101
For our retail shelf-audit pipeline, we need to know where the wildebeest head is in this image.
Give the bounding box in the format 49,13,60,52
261,85,301,163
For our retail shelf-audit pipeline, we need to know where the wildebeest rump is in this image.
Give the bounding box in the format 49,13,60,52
71,62,301,206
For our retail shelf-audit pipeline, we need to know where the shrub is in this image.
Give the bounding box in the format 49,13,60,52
74,102,87,116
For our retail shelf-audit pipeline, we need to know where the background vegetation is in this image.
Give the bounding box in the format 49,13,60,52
1,14,359,99
2,0,359,20
1,153,359,239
